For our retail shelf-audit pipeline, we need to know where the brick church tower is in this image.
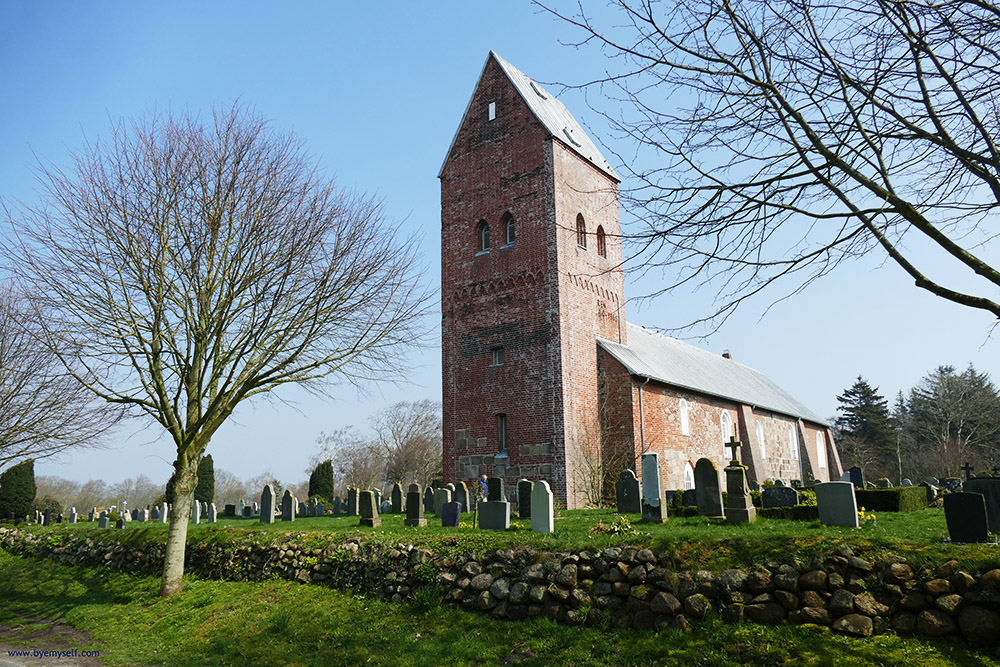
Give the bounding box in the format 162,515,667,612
440,52,625,507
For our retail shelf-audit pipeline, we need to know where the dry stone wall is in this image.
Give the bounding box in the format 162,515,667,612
2,527,999,651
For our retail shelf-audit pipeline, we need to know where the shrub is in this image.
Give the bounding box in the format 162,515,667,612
854,486,925,513
0,460,36,520
30,495,63,516
757,505,820,521
194,454,215,504
308,460,334,504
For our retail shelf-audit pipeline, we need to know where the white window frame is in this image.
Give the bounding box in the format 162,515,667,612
816,431,827,468
756,420,766,460
789,423,799,460
490,347,504,366
488,101,496,121
679,399,690,437
683,462,695,490
720,411,733,458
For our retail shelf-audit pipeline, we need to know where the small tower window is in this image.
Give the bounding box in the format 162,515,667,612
477,220,490,253
597,225,607,257
503,213,515,246
490,347,504,366
576,214,587,249
679,399,690,437
488,102,496,121
497,414,508,453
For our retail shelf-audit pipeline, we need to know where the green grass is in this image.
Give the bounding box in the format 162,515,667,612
0,550,997,667
26,508,1000,573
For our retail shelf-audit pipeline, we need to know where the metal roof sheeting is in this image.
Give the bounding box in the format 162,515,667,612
598,323,828,425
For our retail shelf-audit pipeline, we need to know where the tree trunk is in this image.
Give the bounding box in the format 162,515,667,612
160,458,198,597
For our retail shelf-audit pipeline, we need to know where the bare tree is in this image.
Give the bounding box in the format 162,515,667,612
0,285,116,472
540,0,1000,327
370,400,442,486
314,426,385,493
8,105,429,596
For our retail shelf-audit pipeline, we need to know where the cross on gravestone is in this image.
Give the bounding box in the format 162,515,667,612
962,462,975,480
725,437,742,464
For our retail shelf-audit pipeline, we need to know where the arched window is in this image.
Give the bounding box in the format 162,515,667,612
679,399,690,437
788,423,799,460
576,213,587,248
756,420,766,460
816,431,827,468
684,462,695,490
720,411,733,458
597,225,607,257
497,414,508,453
503,213,515,246
477,220,490,253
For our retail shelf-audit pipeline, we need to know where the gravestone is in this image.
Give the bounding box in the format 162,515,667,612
281,490,295,522
316,503,325,516
380,500,392,514
68,508,78,524
131,509,139,521
359,490,381,528
333,497,342,516
445,483,455,494
191,501,201,524
790,480,802,490
206,504,217,523
423,487,435,513
517,479,533,518
141,509,150,522
694,458,725,518
876,478,891,488
372,489,381,510
902,479,913,486
260,484,276,524
762,486,799,508
480,477,511,530
616,469,641,514
815,481,859,528
941,478,962,493
848,466,864,488
924,477,940,486
441,501,461,527
308,498,317,517
640,453,668,523
681,489,697,506
921,482,939,503
839,471,851,482
224,504,236,517
238,500,245,517
962,462,975,480
530,480,554,533
773,479,784,487
243,506,253,518
253,502,259,515
115,518,125,529
159,503,169,523
43,508,51,526
88,510,95,522
404,483,426,527
724,463,756,524
454,481,470,512
347,488,358,517
964,478,1000,533
56,513,63,524
434,488,452,516
944,493,990,543
391,483,403,513
98,516,109,529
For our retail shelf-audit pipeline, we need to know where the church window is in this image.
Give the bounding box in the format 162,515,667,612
756,420,766,459
490,347,504,366
597,225,607,257
679,399,690,436
684,462,695,490
576,214,587,248
488,101,496,121
816,431,827,468
477,220,490,253
504,213,515,246
720,411,733,458
497,414,508,453
789,423,799,460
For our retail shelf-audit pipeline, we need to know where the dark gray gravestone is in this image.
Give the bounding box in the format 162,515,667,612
315,503,324,516
694,458,724,517
347,488,358,517
224,504,236,517
260,484,276,524
875,478,891,488
454,481,470,513
405,483,426,527
480,477,511,530
944,493,990,543
43,508,51,526
423,487,435,513
640,453,668,523
333,496,342,515
517,479,533,518
441,501,461,527
56,513,63,524
391,483,403,513
724,464,756,524
115,518,125,529
487,477,506,502
359,490,381,528
243,506,253,518
902,479,913,486
762,486,799,508
616,470,641,514
921,482,939,503
964,478,1000,533
98,516,110,529
848,466,864,488
681,489,697,507
815,481,858,528
281,490,295,522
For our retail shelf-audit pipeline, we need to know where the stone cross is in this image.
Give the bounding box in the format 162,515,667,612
962,462,975,480
725,437,742,464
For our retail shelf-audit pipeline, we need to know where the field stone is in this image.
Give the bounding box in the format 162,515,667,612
774,570,799,592
799,570,827,591
935,593,965,615
853,594,888,617
958,605,1000,645
471,573,494,591
509,581,530,604
775,589,799,611
883,562,914,584
891,611,917,634
746,570,773,594
799,607,831,625
684,594,711,619
651,591,681,615
980,569,1000,600
490,577,511,600
924,579,953,596
556,564,578,587
832,614,873,637
917,609,958,637
800,590,826,608
745,602,786,624
847,557,873,572
828,589,855,616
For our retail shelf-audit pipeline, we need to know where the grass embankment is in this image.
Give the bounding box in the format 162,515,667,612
0,550,996,667
36,507,1000,573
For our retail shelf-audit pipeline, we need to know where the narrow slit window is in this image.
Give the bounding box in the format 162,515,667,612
497,414,508,453
679,399,690,437
477,220,490,253
576,213,587,248
488,101,496,121
756,420,766,460
597,225,607,257
504,213,515,246
816,431,827,468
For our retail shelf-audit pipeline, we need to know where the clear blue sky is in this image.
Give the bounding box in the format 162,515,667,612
2,2,997,489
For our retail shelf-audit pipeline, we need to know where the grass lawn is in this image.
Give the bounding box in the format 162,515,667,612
1,550,998,667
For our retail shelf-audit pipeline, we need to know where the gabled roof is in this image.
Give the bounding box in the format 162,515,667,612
598,323,828,425
439,51,620,182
